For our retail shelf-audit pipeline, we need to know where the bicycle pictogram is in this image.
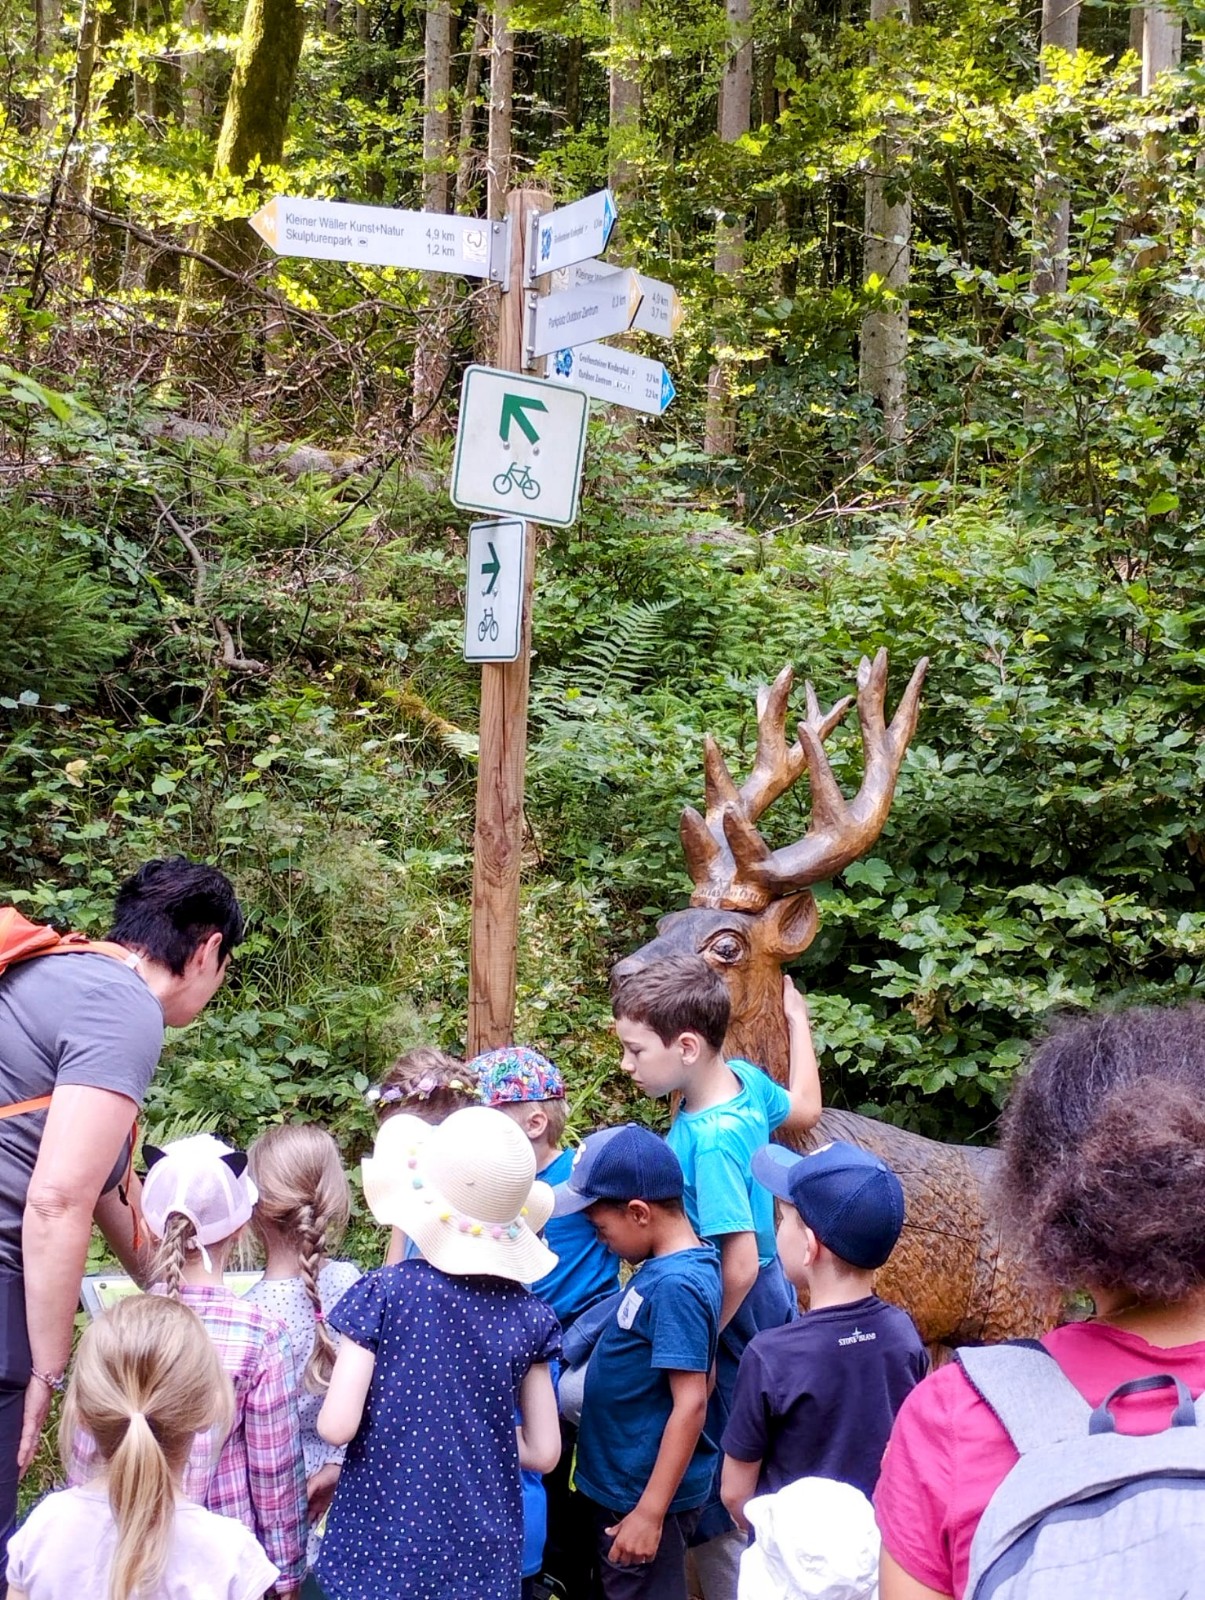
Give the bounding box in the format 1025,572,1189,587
478,608,500,642
492,461,541,501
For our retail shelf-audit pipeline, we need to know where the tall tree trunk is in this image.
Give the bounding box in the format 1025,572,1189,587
58,0,102,265
487,0,514,217
608,0,641,203
565,33,582,131
325,0,342,33
1141,2,1181,89
413,0,455,437
454,3,489,209
181,0,209,129
858,0,911,451
177,0,306,356
703,0,752,456
1032,0,1080,298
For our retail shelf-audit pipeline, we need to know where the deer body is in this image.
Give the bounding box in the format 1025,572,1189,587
616,651,1059,1351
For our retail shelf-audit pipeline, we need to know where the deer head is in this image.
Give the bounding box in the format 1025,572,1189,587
613,649,928,1078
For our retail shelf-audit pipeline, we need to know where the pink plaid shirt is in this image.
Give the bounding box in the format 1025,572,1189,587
71,1284,307,1592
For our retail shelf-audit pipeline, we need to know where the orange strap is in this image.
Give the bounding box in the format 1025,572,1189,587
0,1095,52,1121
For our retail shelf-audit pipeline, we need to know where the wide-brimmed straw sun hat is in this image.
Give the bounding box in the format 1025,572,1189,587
362,1105,558,1283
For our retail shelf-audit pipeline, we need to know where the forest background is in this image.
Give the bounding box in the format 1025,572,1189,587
1,0,1204,1187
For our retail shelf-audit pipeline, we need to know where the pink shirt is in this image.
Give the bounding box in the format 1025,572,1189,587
874,1320,1205,1599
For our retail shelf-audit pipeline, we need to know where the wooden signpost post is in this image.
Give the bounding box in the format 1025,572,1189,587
250,182,682,1056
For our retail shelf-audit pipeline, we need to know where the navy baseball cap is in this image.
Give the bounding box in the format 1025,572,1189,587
552,1124,684,1216
751,1140,905,1270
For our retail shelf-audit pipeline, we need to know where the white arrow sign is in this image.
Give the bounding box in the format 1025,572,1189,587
547,342,676,416
248,195,502,279
464,519,526,662
530,269,643,359
529,189,618,280
559,259,685,339
450,365,590,528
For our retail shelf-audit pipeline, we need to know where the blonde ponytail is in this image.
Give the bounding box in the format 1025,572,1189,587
248,1124,351,1393
62,1295,233,1600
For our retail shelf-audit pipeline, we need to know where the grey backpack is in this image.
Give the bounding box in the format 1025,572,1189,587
957,1341,1205,1600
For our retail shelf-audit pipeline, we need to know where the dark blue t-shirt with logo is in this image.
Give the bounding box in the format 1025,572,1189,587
721,1293,928,1499
576,1244,722,1515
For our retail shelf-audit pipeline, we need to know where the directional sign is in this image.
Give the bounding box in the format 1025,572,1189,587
530,269,643,360
451,365,589,528
464,520,526,662
529,189,618,281
547,342,676,416
559,259,685,339
248,195,501,279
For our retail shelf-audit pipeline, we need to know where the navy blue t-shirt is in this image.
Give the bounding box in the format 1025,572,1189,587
576,1244,722,1515
721,1294,928,1499
317,1260,561,1600
531,1147,621,1326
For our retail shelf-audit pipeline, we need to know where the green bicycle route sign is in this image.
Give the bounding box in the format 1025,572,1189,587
450,364,589,528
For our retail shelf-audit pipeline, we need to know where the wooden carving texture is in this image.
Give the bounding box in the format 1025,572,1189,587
616,651,1060,1350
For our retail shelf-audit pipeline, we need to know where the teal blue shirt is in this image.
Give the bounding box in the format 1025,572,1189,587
666,1059,791,1266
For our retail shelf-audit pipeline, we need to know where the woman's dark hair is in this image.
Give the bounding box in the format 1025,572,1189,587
108,858,244,974
999,1003,1205,1303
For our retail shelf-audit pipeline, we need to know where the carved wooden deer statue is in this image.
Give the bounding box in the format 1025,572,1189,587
613,650,1059,1350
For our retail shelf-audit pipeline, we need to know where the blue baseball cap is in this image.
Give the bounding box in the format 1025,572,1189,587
751,1140,905,1270
552,1124,684,1216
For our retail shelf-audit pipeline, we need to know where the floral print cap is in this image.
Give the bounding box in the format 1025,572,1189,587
471,1045,565,1105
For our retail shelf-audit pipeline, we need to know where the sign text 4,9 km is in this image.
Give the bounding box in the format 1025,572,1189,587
450,365,589,529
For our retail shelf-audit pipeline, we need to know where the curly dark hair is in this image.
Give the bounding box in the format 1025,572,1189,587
998,1003,1205,1303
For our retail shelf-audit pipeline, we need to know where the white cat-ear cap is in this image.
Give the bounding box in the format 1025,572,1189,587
141,1132,258,1261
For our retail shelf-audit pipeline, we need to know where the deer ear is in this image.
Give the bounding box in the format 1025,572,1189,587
764,892,819,958
221,1151,249,1179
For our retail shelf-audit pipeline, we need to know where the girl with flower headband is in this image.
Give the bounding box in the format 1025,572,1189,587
315,1106,563,1600
9,1294,277,1600
365,1046,480,1125
71,1135,308,1598
246,1126,361,1569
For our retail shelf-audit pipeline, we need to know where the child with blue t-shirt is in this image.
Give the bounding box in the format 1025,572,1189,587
474,1043,622,1599
552,1124,722,1600
609,953,822,1597
315,1107,563,1600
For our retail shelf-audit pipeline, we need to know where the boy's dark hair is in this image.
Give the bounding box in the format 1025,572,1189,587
109,858,244,975
999,1003,1205,1304
610,954,730,1052
592,1195,686,1219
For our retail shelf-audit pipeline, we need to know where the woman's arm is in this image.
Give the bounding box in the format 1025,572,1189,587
93,1170,150,1284
319,1337,377,1447
21,1085,138,1470
880,1549,953,1600
516,1363,560,1474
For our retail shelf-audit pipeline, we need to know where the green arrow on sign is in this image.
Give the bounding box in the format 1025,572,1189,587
500,392,547,446
482,540,501,595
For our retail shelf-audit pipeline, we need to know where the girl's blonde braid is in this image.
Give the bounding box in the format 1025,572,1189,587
148,1213,193,1300
296,1201,337,1394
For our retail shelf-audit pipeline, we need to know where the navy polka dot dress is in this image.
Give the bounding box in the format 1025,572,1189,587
316,1260,561,1600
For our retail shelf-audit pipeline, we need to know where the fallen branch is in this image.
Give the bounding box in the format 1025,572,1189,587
149,489,268,674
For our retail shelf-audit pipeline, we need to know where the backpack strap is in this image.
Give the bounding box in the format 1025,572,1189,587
956,1341,1092,1453
0,1095,52,1121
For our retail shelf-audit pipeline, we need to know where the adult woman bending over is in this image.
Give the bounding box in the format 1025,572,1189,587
875,1003,1205,1600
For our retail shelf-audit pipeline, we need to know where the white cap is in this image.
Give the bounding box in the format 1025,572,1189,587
739,1478,880,1600
141,1133,258,1252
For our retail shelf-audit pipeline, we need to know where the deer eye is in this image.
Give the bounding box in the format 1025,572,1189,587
706,934,746,965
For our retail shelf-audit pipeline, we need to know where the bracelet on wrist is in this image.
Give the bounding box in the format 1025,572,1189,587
30,1366,65,1393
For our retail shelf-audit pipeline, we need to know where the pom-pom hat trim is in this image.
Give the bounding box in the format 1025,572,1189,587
362,1106,558,1283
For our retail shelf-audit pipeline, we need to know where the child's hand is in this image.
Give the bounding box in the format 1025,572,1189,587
605,1504,664,1566
782,975,810,1030
306,1461,342,1524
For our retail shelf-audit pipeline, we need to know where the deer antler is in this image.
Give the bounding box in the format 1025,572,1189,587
681,650,928,912
681,665,855,912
